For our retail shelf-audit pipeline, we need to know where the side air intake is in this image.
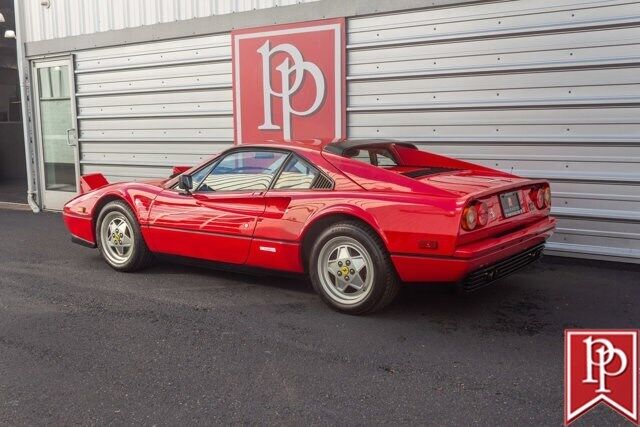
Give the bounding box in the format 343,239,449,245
312,174,334,190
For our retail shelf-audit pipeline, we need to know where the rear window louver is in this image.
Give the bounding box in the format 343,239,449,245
402,167,458,178
312,174,334,190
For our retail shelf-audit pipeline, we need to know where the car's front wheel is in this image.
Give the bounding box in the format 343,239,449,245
96,200,153,271
309,221,400,315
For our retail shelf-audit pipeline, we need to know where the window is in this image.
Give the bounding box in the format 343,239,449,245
274,155,321,190
375,150,398,167
197,150,287,192
344,148,398,167
351,149,373,164
189,162,216,189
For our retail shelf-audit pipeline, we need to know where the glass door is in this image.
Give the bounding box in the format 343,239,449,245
33,58,79,210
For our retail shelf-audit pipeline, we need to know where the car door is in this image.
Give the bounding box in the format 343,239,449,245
246,154,335,272
146,149,289,264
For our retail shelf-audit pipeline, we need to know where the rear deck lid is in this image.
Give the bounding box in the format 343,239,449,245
398,168,528,197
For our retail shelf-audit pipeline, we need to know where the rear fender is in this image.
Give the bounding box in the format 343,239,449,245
300,204,389,247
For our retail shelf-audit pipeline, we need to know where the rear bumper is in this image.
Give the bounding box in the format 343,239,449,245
458,243,544,292
391,217,555,283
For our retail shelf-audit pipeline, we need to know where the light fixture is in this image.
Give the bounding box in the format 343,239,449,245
4,30,15,39
0,12,5,23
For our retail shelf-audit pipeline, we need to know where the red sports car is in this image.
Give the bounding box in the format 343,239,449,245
63,140,555,314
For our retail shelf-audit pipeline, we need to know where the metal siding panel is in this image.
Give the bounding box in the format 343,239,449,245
346,0,640,262
348,26,640,80
80,141,222,155
23,0,321,42
74,33,230,62
76,90,232,117
347,0,640,47
75,32,234,186
75,63,232,95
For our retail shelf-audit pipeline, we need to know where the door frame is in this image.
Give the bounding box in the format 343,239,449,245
31,56,80,211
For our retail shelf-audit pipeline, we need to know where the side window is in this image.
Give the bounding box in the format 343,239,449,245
345,148,398,167
274,155,320,190
346,149,373,165
197,150,287,192
375,151,398,167
190,162,216,189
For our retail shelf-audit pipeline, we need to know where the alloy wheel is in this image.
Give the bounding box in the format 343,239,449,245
100,211,135,266
317,236,375,305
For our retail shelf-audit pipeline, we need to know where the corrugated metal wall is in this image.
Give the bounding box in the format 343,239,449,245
24,0,319,42
73,0,640,262
346,0,640,262
76,34,234,181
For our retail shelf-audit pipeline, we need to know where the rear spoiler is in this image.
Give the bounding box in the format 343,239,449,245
394,145,516,178
79,173,109,194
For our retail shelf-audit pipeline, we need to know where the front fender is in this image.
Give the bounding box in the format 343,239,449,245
63,183,162,244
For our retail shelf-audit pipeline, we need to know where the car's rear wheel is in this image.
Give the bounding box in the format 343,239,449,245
309,221,400,315
96,200,153,271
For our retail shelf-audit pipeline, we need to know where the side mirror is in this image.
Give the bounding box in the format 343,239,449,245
178,174,193,194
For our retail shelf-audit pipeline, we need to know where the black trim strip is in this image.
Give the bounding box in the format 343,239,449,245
324,139,418,156
402,167,458,178
71,235,97,248
155,254,305,279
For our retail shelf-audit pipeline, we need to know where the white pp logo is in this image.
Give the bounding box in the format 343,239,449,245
256,41,326,141
582,336,628,393
232,19,344,144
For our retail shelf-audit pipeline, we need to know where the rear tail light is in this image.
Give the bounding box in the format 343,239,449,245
477,201,489,226
462,201,489,231
461,205,478,231
543,186,551,207
530,187,546,210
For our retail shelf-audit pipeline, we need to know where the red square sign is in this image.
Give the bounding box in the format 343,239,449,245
565,329,639,425
232,18,345,144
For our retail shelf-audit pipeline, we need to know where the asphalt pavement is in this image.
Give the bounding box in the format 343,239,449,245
0,209,638,425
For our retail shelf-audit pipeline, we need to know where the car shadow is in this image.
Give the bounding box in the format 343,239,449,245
139,255,547,325
142,256,315,294
87,250,640,338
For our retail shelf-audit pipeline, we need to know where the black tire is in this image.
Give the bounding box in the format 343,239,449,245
308,221,400,315
95,200,154,272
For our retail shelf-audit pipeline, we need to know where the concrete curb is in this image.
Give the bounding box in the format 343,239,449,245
0,201,32,211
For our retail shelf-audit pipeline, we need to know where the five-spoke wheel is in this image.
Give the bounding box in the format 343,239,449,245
100,211,135,266
96,200,153,272
309,221,400,314
318,237,375,305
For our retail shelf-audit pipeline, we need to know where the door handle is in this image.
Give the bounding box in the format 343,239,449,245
66,128,77,146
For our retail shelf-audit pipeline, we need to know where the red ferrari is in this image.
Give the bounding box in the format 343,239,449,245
63,140,555,314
